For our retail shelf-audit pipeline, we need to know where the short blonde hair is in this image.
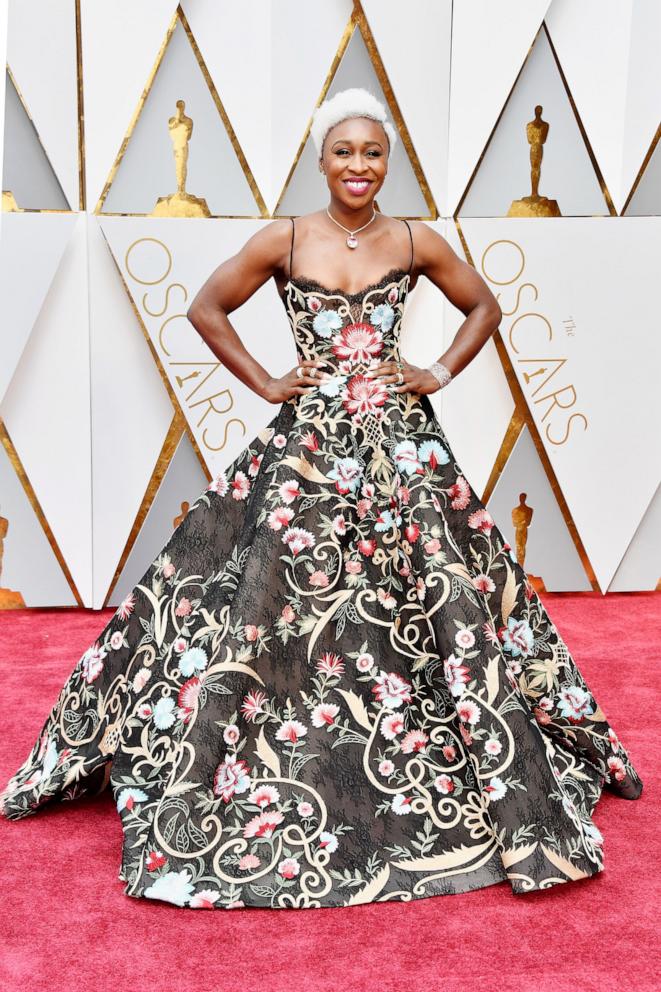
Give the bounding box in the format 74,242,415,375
310,87,397,158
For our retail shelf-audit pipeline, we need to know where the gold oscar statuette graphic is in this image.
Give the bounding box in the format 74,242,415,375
511,492,545,593
2,190,22,212
173,502,190,528
151,99,210,218
0,514,26,609
507,105,561,217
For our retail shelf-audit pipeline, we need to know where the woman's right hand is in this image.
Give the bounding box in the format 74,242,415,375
261,359,331,403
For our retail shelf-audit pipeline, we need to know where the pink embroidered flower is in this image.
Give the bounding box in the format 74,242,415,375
473,574,496,594
434,774,454,795
468,508,494,535
81,643,106,684
316,652,345,677
444,654,471,698
231,471,250,500
249,784,280,808
268,506,295,530
281,526,315,555
178,677,201,719
379,758,395,776
190,890,220,909
223,724,241,745
356,652,374,672
311,703,340,727
244,624,258,642
279,480,301,504
162,562,176,579
301,431,319,451
381,713,405,739
332,514,348,535
248,453,263,477
276,719,308,743
146,850,167,872
405,523,420,543
175,597,192,617
278,858,300,879
484,738,502,755
332,322,384,363
448,476,471,510
110,631,124,650
345,559,363,574
241,690,268,722
117,592,136,620
442,743,457,761
207,471,229,496
281,604,295,623
273,434,287,448
243,811,285,839
309,570,330,588
297,801,314,817
424,537,441,554
342,374,388,417
238,853,261,870
457,699,481,725
401,729,428,753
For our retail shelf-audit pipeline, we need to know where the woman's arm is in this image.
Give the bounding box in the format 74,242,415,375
186,220,329,403
365,222,502,395
413,222,502,378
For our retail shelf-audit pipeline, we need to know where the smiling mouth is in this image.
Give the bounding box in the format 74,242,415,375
343,179,372,192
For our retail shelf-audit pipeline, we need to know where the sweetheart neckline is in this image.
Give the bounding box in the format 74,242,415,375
281,266,410,301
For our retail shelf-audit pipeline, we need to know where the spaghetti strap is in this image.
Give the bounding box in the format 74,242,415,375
289,216,295,279
403,219,414,274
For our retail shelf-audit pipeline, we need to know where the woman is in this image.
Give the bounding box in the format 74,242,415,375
1,88,642,911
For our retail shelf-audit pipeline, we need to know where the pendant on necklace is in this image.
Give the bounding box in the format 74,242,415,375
346,234,358,249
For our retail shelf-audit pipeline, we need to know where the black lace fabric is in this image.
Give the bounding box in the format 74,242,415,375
0,268,643,911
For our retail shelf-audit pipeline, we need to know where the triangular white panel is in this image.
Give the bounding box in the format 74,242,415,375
107,431,207,608
461,216,661,592
448,0,550,213
608,482,661,592
7,0,79,208
459,27,606,217
547,0,661,214
180,0,272,209
0,213,77,402
81,0,179,210
0,438,77,606
488,426,591,591
0,213,93,601
2,69,70,210
89,215,175,608
100,216,293,478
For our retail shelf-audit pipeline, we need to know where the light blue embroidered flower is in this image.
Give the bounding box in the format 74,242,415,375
153,695,177,729
374,509,396,532
418,439,450,468
392,439,423,475
327,456,363,493
179,646,208,677
319,374,347,398
556,685,594,721
312,308,343,339
499,617,534,658
370,303,395,332
116,786,149,812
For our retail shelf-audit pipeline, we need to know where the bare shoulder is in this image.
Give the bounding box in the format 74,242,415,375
407,220,456,264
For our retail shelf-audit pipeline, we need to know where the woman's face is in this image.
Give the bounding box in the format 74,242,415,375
320,116,389,206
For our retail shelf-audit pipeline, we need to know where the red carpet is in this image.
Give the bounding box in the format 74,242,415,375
0,593,658,992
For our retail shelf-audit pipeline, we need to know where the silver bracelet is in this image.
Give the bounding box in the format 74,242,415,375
427,361,452,390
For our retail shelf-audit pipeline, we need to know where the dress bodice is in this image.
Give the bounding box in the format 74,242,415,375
280,266,411,380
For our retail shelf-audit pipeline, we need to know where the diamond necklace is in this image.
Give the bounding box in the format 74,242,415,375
326,206,377,249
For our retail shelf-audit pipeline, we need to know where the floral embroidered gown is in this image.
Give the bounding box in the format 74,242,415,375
0,217,643,911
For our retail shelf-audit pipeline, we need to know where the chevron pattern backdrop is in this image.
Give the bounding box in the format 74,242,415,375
1,0,660,610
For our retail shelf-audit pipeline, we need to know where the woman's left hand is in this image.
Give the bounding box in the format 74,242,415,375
364,359,440,395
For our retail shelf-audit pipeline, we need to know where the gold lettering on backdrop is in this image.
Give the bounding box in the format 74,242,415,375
481,240,588,445
125,237,246,454
507,105,561,217
150,100,211,218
